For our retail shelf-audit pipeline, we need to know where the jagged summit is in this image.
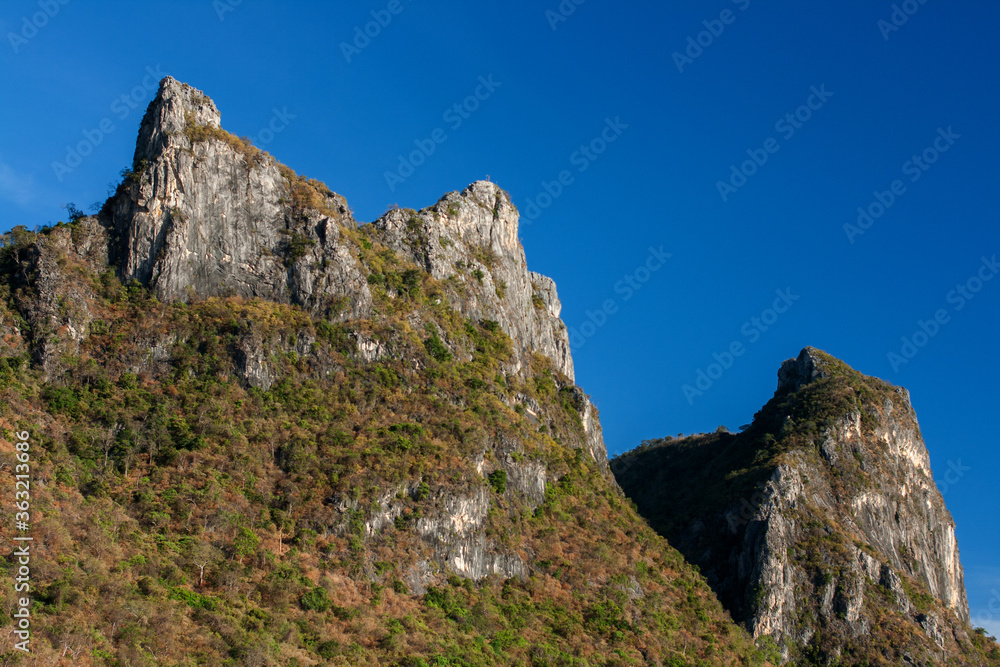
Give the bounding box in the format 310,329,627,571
613,348,973,664
104,77,573,380
372,180,574,380
776,346,828,393
107,76,365,313
132,76,222,165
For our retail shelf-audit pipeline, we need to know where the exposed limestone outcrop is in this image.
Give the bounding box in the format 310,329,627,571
5,218,108,375
3,76,610,589
614,347,973,664
107,77,371,319
105,77,578,392
370,182,574,381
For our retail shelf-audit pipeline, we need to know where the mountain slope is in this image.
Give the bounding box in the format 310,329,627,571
613,347,999,665
0,78,768,665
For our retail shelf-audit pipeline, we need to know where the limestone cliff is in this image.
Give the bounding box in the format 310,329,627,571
613,347,977,665
0,77,770,666
371,182,574,382
108,78,370,318
105,77,574,389
8,76,607,590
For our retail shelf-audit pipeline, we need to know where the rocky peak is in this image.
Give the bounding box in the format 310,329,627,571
108,77,371,315
133,76,221,165
614,348,975,664
776,346,828,393
371,180,574,381
101,77,578,385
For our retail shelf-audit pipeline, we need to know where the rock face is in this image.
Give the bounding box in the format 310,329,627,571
106,77,576,389
613,347,974,664
370,182,574,381
5,219,109,376
7,77,607,587
108,77,372,319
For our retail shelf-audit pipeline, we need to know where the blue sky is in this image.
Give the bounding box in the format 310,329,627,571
2,0,998,634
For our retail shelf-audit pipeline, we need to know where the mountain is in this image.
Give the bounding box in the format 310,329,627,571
2,77,995,666
0,78,766,664
613,347,999,665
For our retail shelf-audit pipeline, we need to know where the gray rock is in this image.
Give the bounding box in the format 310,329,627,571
776,346,827,393
108,77,371,320
9,218,108,376
370,181,574,381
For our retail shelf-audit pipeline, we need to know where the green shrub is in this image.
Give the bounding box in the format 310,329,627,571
488,470,507,494
424,330,452,363
316,640,340,659
279,230,316,266
300,586,331,612
43,386,80,414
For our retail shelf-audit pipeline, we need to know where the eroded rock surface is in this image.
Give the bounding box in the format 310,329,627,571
614,347,973,664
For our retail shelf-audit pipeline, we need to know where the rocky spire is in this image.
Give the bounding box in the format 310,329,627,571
106,77,369,318
776,346,827,393
371,180,574,380
614,347,972,663
105,78,578,384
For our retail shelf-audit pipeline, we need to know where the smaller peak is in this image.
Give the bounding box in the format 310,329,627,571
776,347,829,393
133,77,220,165
461,180,510,205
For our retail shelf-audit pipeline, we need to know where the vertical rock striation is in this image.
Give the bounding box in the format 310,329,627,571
614,347,975,664
370,181,574,382
107,77,371,319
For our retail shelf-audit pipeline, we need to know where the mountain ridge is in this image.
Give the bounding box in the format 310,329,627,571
613,346,989,664
0,76,995,665
0,76,760,665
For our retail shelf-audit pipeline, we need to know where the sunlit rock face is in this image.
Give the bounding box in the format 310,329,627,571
109,77,371,319
614,347,971,664
370,180,574,383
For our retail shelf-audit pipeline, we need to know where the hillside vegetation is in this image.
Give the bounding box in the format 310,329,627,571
0,220,771,666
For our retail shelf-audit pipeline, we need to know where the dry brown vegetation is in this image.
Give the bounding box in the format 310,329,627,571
0,224,777,665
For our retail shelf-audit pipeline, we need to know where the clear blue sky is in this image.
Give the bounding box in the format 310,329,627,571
2,0,997,633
